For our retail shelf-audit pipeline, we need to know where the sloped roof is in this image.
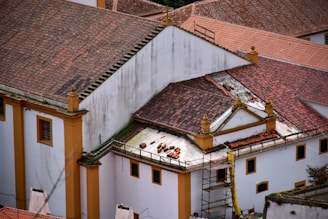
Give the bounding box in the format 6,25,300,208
0,206,64,219
134,76,234,134
156,0,328,37
225,56,328,132
0,0,163,104
181,15,328,71
106,0,166,17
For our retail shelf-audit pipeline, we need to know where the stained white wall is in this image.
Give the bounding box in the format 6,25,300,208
0,104,16,207
24,109,66,217
190,170,203,216
265,200,328,219
234,136,328,213
114,155,178,219
80,166,87,219
300,31,328,45
99,152,116,219
80,26,250,152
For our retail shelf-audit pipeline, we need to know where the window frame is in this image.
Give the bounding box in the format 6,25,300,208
256,181,268,193
246,157,256,175
294,180,306,189
130,160,139,178
37,115,53,146
216,168,227,182
152,166,161,185
296,144,306,161
0,97,5,121
319,138,328,154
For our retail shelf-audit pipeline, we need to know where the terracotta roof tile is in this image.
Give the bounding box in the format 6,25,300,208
0,0,163,103
134,76,234,134
226,56,328,131
175,0,328,37
181,15,328,71
0,206,64,219
106,0,166,17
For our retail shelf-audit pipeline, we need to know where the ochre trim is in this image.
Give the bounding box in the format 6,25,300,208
246,157,256,175
178,172,190,219
97,0,106,8
214,120,266,136
64,116,83,219
256,181,269,193
12,100,26,209
152,166,162,185
294,180,306,188
36,115,53,146
130,159,140,178
296,144,306,161
0,96,6,121
87,166,100,219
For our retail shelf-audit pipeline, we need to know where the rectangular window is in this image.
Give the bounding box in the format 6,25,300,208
246,157,256,174
37,116,52,146
296,144,306,160
256,181,268,193
294,180,306,188
319,139,328,154
0,97,5,121
130,160,139,178
217,168,227,182
152,167,161,185
134,213,139,219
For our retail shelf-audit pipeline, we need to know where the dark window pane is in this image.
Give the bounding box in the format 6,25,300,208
0,98,3,115
217,169,226,181
320,139,327,153
248,159,255,173
257,183,268,193
131,163,138,177
297,145,305,159
41,120,51,140
153,169,160,184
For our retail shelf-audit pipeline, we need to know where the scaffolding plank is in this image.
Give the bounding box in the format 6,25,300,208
206,163,232,170
203,182,230,191
202,204,230,213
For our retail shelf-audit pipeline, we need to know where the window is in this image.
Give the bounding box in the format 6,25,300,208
256,181,268,193
152,167,161,185
134,213,139,219
130,160,139,178
217,168,227,182
325,33,328,45
319,138,328,154
0,97,5,121
294,180,306,188
296,144,306,160
37,116,52,146
246,157,256,174
303,37,310,41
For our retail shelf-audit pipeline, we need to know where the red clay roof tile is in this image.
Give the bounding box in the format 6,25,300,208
0,206,64,219
0,0,163,103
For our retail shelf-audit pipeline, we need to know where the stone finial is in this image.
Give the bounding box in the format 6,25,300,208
67,86,79,112
161,6,173,26
232,98,246,112
265,98,274,117
247,45,258,65
201,114,211,134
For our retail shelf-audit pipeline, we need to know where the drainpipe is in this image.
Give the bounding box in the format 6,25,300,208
228,151,242,217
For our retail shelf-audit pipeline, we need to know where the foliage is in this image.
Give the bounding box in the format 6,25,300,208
306,164,328,185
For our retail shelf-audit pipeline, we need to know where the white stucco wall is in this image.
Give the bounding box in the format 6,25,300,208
300,31,328,45
221,109,260,130
80,26,250,152
265,200,328,219
114,155,178,219
234,136,328,213
68,0,97,7
80,166,87,219
0,104,16,207
99,152,116,219
24,109,66,217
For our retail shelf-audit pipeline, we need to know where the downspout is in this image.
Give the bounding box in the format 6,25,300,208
228,151,242,217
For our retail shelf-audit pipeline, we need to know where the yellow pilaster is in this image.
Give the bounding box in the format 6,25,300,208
194,134,213,150
87,166,100,219
12,100,26,209
97,0,106,8
64,116,83,219
178,172,191,219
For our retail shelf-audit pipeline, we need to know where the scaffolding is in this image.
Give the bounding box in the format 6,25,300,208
201,154,232,219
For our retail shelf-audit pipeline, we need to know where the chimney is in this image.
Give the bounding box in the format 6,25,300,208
247,45,258,65
161,6,173,26
67,86,79,112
